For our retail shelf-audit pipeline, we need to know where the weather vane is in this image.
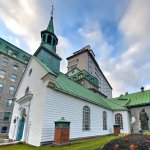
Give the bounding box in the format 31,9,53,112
50,5,54,17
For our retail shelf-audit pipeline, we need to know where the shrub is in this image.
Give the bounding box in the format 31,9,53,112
143,132,150,136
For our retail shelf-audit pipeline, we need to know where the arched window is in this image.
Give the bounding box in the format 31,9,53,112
21,108,26,118
42,34,46,42
115,113,123,129
53,39,56,47
82,106,90,131
47,35,52,44
25,87,29,95
103,111,107,130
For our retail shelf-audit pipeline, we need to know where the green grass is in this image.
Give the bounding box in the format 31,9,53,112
0,136,117,150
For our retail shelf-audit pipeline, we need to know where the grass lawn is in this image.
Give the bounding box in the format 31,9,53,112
0,135,117,150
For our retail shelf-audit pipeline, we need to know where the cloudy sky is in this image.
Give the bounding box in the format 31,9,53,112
0,0,150,97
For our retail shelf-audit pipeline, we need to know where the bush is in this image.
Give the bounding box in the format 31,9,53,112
118,133,131,138
143,132,150,136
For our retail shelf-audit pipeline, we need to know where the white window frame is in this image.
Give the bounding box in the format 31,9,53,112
0,70,6,78
10,74,17,82
82,106,90,131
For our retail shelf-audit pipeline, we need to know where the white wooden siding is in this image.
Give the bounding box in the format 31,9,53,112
9,57,48,146
41,88,113,142
113,111,130,133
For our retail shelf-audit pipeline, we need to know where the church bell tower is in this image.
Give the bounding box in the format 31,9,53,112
34,6,61,74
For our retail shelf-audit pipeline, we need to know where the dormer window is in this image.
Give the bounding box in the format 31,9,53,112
24,58,29,64
42,34,46,42
8,50,12,55
13,54,17,58
25,60,28,63
13,62,19,70
23,55,30,64
78,74,83,79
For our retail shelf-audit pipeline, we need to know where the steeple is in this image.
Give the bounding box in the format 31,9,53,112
34,5,61,75
47,5,54,33
47,16,54,33
40,5,58,53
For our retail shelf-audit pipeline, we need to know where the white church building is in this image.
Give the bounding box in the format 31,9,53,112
9,15,131,146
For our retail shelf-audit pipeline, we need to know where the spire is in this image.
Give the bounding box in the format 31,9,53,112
40,4,58,53
47,5,54,33
34,4,61,74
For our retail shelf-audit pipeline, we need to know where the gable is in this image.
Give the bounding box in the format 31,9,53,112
15,56,49,99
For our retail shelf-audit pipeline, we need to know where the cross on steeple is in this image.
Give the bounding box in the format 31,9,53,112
50,5,54,17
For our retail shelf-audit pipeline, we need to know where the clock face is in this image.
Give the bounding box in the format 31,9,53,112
48,56,55,64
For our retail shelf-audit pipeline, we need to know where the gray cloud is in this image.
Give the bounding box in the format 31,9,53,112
0,0,41,53
77,0,150,97
0,0,149,97
108,0,150,96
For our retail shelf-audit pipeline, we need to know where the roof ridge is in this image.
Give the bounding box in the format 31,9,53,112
115,89,150,99
0,37,30,55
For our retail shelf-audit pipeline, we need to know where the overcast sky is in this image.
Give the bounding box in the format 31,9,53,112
0,0,150,97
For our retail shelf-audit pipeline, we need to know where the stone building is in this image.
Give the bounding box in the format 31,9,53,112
112,87,150,133
0,38,30,137
66,46,112,98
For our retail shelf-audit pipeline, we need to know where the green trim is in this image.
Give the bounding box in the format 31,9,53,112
113,125,120,128
55,117,70,123
69,70,99,87
112,89,150,108
67,49,112,89
47,16,54,33
0,51,30,65
34,44,61,60
0,38,30,64
33,56,57,76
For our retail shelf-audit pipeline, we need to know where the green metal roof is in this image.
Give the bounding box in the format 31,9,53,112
47,16,54,33
40,44,61,60
112,90,150,108
0,38,30,64
52,73,126,110
69,70,99,87
55,117,70,123
34,55,126,111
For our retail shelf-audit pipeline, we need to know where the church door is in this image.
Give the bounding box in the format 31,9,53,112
16,118,25,141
